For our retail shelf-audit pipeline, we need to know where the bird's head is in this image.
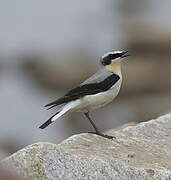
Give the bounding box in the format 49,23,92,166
100,50,130,66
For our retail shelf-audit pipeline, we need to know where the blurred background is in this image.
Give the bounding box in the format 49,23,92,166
0,0,171,158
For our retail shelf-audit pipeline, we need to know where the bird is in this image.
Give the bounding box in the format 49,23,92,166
39,50,130,139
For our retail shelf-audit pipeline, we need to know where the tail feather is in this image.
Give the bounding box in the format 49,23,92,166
40,101,77,129
39,111,59,129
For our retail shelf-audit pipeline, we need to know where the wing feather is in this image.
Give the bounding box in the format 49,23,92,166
45,70,120,109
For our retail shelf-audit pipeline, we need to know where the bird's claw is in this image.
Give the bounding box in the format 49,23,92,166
88,131,115,139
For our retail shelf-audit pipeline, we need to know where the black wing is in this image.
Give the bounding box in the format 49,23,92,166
45,69,120,109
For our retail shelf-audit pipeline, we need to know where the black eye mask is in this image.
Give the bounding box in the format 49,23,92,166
101,53,122,66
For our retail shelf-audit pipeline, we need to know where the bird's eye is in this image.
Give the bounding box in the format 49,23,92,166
110,53,122,59
101,57,111,66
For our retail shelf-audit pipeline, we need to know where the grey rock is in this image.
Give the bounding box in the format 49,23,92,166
2,113,171,180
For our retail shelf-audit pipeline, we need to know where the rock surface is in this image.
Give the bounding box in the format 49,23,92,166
2,113,171,180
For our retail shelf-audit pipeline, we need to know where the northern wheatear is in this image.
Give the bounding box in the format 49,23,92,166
39,50,130,139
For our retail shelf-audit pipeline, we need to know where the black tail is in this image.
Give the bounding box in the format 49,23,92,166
39,111,59,129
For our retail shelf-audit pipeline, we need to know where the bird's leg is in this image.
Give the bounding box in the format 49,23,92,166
84,112,114,139
84,112,99,133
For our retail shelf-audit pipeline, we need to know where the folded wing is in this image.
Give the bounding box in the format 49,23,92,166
45,69,120,110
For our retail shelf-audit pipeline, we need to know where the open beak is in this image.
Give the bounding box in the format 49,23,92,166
121,51,131,58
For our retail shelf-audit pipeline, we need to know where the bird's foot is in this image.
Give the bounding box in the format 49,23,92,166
88,131,115,139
